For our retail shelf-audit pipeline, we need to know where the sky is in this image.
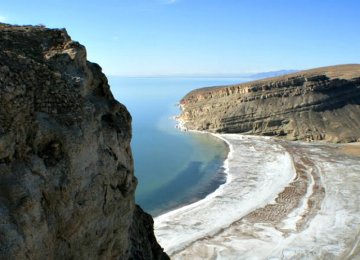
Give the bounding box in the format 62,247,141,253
1,0,360,76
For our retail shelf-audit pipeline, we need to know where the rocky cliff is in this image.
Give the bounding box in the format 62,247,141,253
180,64,360,143
0,24,168,259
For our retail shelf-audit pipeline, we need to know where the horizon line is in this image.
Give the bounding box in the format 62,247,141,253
106,69,299,78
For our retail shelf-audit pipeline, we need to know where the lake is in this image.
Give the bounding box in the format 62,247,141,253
109,77,248,216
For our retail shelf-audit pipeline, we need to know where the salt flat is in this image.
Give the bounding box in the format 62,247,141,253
154,134,360,259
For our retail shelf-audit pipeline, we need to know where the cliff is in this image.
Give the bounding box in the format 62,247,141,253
180,64,360,143
0,24,168,259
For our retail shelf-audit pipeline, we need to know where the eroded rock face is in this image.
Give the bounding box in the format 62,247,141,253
0,24,167,259
180,64,360,142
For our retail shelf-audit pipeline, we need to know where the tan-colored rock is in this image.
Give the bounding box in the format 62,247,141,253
180,64,360,143
0,23,168,259
341,142,360,157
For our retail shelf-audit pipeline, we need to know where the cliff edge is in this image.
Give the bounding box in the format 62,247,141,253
0,24,168,259
180,64,360,142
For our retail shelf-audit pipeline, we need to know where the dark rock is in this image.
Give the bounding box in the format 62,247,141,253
129,206,170,260
0,23,167,259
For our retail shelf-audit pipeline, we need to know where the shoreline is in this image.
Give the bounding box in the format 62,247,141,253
143,143,228,217
154,133,297,255
146,115,230,217
154,131,360,258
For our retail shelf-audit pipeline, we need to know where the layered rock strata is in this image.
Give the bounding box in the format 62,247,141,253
180,64,360,142
0,24,167,259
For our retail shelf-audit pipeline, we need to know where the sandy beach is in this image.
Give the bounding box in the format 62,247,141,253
154,134,360,259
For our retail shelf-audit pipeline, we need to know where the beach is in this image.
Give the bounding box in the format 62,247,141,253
154,134,360,259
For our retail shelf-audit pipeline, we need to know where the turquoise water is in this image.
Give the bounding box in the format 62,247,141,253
109,77,247,216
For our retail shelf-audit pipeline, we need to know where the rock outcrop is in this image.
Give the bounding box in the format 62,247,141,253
180,64,360,142
0,24,168,259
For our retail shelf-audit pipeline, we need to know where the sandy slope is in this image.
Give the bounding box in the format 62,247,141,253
154,134,360,259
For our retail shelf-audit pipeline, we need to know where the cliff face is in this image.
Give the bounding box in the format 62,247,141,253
0,24,167,259
180,64,360,143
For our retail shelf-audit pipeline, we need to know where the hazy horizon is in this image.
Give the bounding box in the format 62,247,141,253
107,68,299,78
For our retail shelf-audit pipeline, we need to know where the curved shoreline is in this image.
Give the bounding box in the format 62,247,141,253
154,134,297,255
154,134,360,259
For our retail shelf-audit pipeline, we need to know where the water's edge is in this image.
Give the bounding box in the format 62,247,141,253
147,131,230,217
155,133,297,255
154,132,232,217
155,134,360,259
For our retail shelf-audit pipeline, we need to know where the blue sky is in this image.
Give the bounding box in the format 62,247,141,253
1,0,360,76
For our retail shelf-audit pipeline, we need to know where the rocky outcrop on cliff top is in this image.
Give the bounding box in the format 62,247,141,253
180,64,360,143
0,23,168,259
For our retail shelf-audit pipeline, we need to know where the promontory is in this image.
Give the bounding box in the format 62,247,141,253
180,64,360,143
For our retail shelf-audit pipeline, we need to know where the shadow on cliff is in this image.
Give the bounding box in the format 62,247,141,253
313,78,360,112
